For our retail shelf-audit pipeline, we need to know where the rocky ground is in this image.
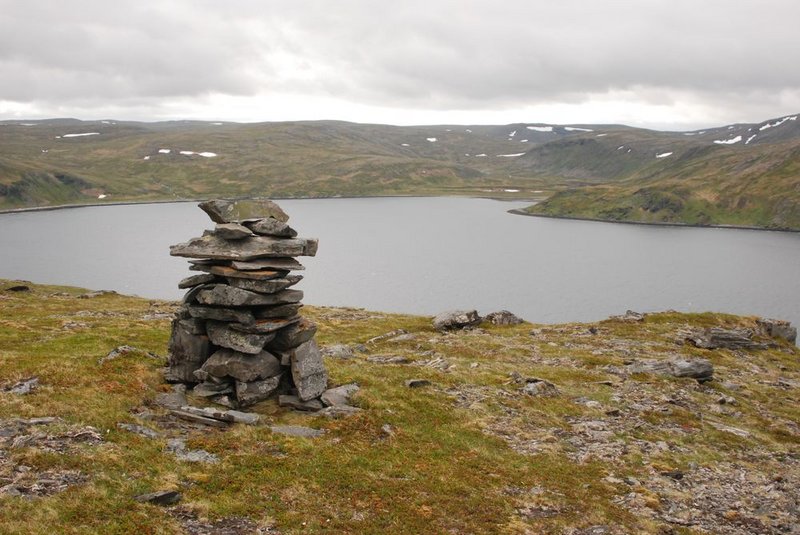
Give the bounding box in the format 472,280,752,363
0,280,798,534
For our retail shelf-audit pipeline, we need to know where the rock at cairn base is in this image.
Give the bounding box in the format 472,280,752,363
166,199,330,409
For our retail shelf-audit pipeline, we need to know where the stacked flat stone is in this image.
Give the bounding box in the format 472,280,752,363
165,199,328,409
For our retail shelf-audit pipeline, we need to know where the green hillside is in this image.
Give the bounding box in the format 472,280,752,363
1,281,798,533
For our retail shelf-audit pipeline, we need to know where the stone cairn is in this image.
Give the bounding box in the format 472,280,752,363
165,199,329,410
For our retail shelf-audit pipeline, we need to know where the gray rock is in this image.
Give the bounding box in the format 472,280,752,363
254,304,303,319
155,385,188,410
198,199,289,224
166,438,219,463
321,344,356,359
628,358,714,381
196,285,303,307
177,318,206,335
187,305,255,325
320,384,359,407
116,423,161,439
319,405,362,418
5,377,38,395
484,310,524,326
170,409,230,428
181,283,210,304
244,218,298,237
193,264,286,280
229,317,298,335
214,223,252,240
432,310,482,331
686,328,767,350
756,318,797,343
5,284,30,292
200,348,282,382
269,425,324,438
289,340,328,401
176,405,260,425
170,234,316,261
269,318,317,351
134,490,181,506
278,394,324,411
192,380,234,397
521,379,559,397
235,376,282,407
206,322,274,354
166,320,212,382
405,379,431,388
178,273,217,289
226,275,303,294
230,258,304,272
367,355,410,364
209,394,238,409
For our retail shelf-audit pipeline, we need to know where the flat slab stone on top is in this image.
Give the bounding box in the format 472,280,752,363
170,234,317,261
199,199,289,224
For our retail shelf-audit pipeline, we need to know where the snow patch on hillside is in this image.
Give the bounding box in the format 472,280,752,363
527,126,553,132
713,136,742,145
759,116,797,131
61,132,100,138
655,152,673,158
496,153,525,157
564,127,593,132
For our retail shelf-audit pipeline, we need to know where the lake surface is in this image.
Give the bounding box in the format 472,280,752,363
1,197,799,329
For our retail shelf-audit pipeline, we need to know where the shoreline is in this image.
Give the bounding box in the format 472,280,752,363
508,208,800,234
0,193,536,216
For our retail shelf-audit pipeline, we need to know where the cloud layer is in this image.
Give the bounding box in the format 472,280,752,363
2,0,799,128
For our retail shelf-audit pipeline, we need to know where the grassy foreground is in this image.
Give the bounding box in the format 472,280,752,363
0,281,798,534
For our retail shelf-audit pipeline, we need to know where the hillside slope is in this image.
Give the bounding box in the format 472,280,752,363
1,114,799,230
1,281,798,533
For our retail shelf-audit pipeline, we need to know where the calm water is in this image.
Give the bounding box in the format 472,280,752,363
1,197,798,328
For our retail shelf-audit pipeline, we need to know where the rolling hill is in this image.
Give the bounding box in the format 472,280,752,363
1,114,799,229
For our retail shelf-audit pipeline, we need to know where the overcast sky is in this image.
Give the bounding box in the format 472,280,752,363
1,0,799,130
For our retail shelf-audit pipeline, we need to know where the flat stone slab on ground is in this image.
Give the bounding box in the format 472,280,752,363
278,394,324,411
170,409,231,428
135,490,182,506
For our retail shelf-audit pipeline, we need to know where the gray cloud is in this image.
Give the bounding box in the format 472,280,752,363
1,0,799,125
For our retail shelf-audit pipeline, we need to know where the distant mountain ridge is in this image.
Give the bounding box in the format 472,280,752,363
1,113,798,229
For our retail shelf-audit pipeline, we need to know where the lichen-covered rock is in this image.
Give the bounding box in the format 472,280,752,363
200,348,282,382
289,340,328,401
198,199,289,224
484,310,524,326
167,320,212,382
433,309,482,331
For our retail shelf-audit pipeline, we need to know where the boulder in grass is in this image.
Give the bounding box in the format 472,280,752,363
484,310,524,326
289,340,328,401
432,309,482,331
756,318,797,344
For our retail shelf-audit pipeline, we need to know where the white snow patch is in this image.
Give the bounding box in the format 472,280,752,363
41,149,48,153
426,137,437,142
527,126,553,132
401,143,410,147
158,149,171,154
446,129,452,132
496,153,526,158
101,120,111,124
504,189,520,192
465,154,470,156
475,153,487,157
520,139,528,143
627,149,631,153
198,152,217,158
179,151,195,155
713,136,742,145
745,134,757,145
759,116,797,131
97,194,107,199
212,122,223,126
143,155,150,160
533,190,543,193
564,126,593,132
656,152,673,158
617,145,625,150
683,132,696,136
61,132,100,138
20,123,36,126
509,130,517,137
465,129,472,133
728,126,735,129
699,131,706,134
596,133,607,137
